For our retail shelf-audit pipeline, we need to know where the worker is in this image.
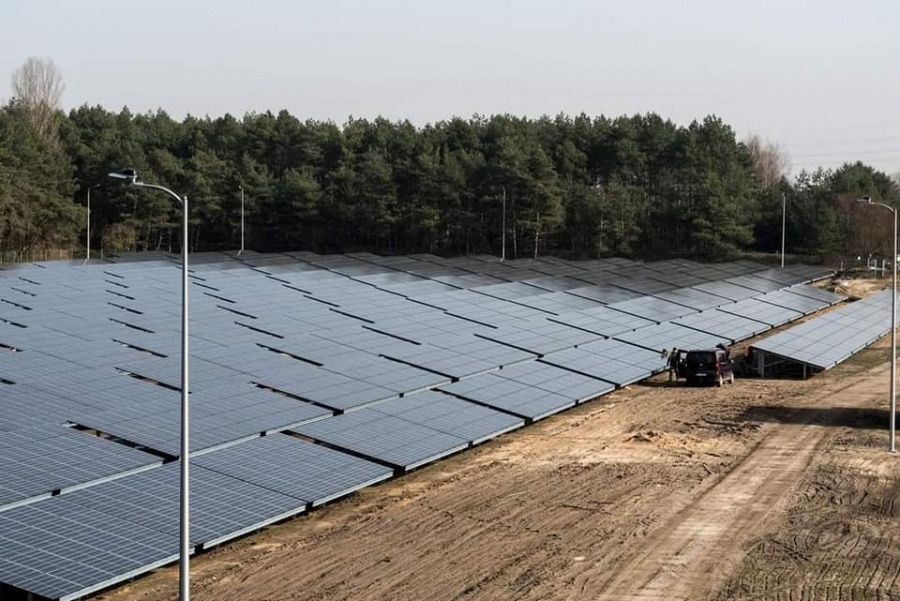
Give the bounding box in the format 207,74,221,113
716,342,731,360
667,347,679,381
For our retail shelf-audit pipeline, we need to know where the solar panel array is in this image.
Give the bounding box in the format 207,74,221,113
751,288,894,370
0,251,839,600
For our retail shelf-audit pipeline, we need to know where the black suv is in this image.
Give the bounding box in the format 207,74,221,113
682,349,735,387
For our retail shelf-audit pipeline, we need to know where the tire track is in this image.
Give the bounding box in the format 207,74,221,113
567,367,888,601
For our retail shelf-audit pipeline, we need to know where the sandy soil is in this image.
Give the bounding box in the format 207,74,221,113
96,307,900,600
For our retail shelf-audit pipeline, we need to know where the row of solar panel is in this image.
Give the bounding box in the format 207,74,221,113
752,288,894,370
0,256,839,513
0,434,392,601
0,252,837,600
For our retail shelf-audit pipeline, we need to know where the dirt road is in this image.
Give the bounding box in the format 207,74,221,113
100,342,900,601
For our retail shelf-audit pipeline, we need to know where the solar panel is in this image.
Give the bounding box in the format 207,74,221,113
564,284,644,304
610,276,675,296
370,390,525,444
439,362,613,421
756,289,834,315
540,338,664,386
613,322,725,354
652,287,733,311
752,289,892,370
692,280,761,301
293,411,470,470
642,270,709,288
726,274,786,293
548,305,655,337
606,296,698,323
194,434,393,506
0,424,162,510
383,338,532,380
787,284,846,304
472,281,551,300
671,309,772,342
522,275,587,291
718,298,802,327
0,496,179,601
64,462,307,548
513,291,604,314
476,317,601,355
781,264,834,282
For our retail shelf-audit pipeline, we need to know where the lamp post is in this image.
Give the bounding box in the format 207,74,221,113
781,192,786,268
108,169,192,598
85,184,101,262
239,185,244,256
501,187,506,262
857,195,897,452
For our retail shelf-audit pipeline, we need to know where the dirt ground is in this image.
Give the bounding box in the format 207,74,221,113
97,289,900,601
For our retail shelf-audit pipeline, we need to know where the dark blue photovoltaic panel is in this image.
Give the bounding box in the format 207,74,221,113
0,495,180,601
671,309,771,342
652,287,732,311
692,280,760,301
718,298,802,327
548,305,655,337
726,274,785,293
564,283,643,305
0,424,162,510
613,322,725,354
540,338,665,386
492,361,616,400
642,269,709,288
781,264,834,283
195,434,393,506
513,291,604,314
610,276,675,296
752,289,892,369
382,338,532,380
787,284,846,304
370,390,525,444
439,361,613,420
756,289,833,315
64,462,307,548
606,296,698,323
293,410,469,470
476,317,601,355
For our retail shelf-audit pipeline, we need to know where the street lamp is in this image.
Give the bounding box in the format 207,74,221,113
108,168,192,598
85,184,102,262
239,185,245,256
501,187,506,262
857,194,897,452
781,192,786,269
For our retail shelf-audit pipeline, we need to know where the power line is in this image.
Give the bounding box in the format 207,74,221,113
791,157,900,168
783,135,900,148
790,148,900,159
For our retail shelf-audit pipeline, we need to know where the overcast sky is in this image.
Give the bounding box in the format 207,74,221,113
2,0,898,177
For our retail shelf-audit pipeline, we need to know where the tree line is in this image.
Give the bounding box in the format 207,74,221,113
1,59,898,263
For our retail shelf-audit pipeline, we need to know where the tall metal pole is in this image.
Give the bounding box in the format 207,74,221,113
890,206,896,452
240,186,245,256
108,170,190,599
501,187,506,262
857,196,897,452
179,193,190,598
86,184,100,262
781,192,786,268
86,186,92,262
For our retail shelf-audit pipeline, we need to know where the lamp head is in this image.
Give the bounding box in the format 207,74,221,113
856,195,873,204
108,169,138,184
